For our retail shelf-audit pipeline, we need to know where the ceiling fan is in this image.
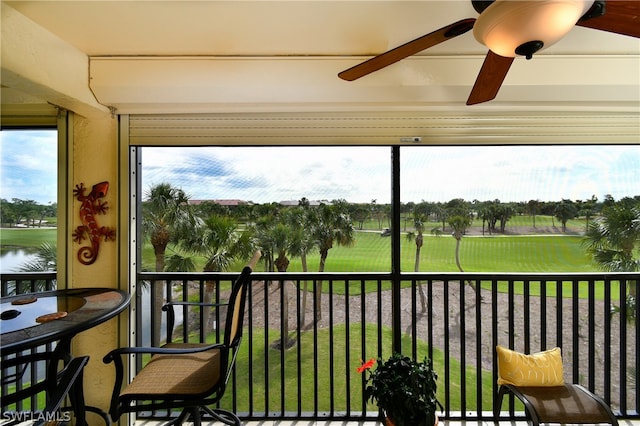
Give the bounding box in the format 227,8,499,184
338,0,640,105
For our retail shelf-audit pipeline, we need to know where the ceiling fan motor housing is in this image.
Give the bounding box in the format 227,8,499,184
473,0,596,58
471,0,496,14
515,40,544,59
339,0,636,105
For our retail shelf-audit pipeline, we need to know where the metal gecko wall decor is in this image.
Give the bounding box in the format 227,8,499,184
72,181,116,265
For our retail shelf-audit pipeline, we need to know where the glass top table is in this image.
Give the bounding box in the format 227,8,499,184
1,288,130,425
1,287,130,353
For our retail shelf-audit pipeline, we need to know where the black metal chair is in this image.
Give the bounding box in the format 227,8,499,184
495,382,619,426
103,252,259,426
1,353,90,426
493,345,618,426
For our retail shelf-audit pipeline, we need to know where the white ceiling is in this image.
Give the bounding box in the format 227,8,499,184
7,1,640,56
2,0,640,115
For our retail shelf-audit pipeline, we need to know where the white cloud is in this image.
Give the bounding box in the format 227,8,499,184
2,135,637,207
1,130,58,204
143,145,640,204
142,146,392,203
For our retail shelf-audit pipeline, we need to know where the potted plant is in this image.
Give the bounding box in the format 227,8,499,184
358,353,443,426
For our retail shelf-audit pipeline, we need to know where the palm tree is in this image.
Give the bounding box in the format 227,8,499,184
584,200,639,323
164,251,197,272
189,214,256,329
527,200,541,228
13,241,58,294
195,214,255,272
143,183,196,271
405,213,428,313
307,202,354,322
584,201,640,304
554,199,578,232
448,214,477,294
497,203,515,233
581,195,599,231
290,203,317,328
254,214,277,272
448,215,471,272
271,217,306,348
17,241,57,272
252,205,312,344
142,183,198,345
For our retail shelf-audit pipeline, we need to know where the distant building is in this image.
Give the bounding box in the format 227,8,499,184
189,199,251,206
279,200,331,207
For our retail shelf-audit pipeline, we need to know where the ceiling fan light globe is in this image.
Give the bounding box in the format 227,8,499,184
473,0,595,57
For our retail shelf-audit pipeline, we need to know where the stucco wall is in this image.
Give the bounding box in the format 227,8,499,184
69,113,123,421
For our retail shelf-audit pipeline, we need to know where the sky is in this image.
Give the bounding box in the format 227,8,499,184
1,129,639,205
141,144,639,204
1,130,58,205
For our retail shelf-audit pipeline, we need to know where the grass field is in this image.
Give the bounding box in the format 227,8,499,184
0,222,596,275
209,323,495,413
0,228,56,249
136,323,494,413
131,214,594,273
380,214,587,234
0,221,605,415
316,231,593,273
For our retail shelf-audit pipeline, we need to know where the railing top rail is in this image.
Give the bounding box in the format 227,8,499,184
137,271,640,280
0,272,57,280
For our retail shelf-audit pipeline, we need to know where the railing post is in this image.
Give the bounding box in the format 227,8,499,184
391,145,402,354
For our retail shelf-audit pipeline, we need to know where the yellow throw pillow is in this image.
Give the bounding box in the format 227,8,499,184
496,345,564,387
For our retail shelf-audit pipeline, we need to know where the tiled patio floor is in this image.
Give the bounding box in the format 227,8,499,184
135,420,640,426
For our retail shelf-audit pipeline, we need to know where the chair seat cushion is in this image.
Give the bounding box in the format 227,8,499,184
496,345,564,387
120,343,221,397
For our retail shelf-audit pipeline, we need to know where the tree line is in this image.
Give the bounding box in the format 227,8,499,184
6,186,638,343
188,195,639,236
0,198,57,228
142,184,639,343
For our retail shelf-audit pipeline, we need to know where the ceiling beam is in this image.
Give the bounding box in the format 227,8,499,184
1,3,109,118
90,55,640,114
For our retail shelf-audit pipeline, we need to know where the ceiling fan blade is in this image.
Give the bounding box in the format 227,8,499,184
466,51,514,105
338,18,475,81
576,0,640,38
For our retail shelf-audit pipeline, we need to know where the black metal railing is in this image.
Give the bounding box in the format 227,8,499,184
136,271,639,422
0,273,57,414
0,272,57,297
1,272,637,421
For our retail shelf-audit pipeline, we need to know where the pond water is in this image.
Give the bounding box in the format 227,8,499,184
0,248,183,347
0,249,38,274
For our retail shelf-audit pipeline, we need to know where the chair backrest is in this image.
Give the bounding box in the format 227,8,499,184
223,265,253,349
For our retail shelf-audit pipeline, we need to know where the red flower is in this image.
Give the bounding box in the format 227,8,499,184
357,358,376,373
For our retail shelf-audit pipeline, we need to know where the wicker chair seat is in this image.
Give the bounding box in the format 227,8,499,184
120,343,220,398
105,252,260,425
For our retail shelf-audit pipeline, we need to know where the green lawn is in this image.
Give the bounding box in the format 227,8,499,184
0,224,600,415
0,226,595,274
133,224,607,298
2,223,612,300
281,231,593,273
207,323,495,413
1,223,598,302
0,228,56,249
149,230,588,274
393,214,586,234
